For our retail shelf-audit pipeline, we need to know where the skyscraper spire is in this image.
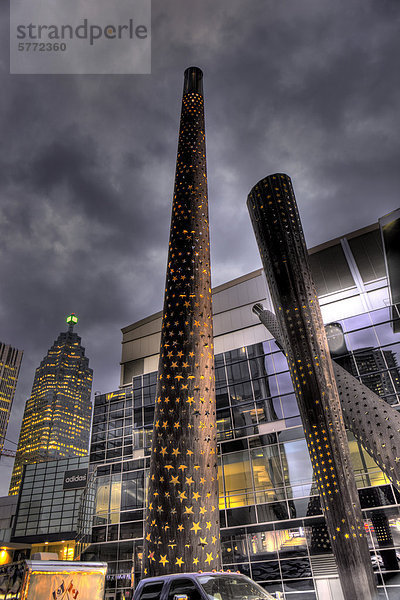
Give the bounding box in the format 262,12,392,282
66,313,78,333
142,67,221,576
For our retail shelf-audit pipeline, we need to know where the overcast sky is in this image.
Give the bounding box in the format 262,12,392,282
1,0,399,494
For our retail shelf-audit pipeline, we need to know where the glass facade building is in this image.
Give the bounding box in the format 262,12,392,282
81,222,400,600
0,342,23,454
9,321,92,495
12,456,90,560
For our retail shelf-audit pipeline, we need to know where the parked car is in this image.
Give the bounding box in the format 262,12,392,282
133,571,277,600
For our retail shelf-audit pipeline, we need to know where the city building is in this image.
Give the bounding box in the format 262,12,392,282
0,342,23,454
9,315,93,496
80,219,400,600
11,456,90,560
0,496,18,544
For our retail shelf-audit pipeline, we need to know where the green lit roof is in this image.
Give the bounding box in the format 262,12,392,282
66,314,78,325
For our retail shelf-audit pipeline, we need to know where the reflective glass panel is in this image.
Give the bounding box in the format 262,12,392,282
222,450,254,508
230,382,253,404
248,530,278,560
346,327,379,351
281,439,313,498
251,445,284,504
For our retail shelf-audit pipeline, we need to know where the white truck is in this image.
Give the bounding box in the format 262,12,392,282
0,559,107,599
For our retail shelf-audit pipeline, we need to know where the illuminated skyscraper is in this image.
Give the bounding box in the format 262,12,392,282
9,315,92,495
0,342,23,453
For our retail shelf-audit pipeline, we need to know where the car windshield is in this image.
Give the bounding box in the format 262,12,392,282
197,575,274,600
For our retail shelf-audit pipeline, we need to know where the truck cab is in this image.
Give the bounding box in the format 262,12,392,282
133,572,276,600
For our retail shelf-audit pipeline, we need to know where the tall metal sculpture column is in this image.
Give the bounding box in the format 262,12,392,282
247,174,376,600
142,67,220,577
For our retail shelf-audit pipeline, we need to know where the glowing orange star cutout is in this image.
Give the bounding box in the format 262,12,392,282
191,522,201,534
175,557,184,567
159,555,169,566
205,552,213,565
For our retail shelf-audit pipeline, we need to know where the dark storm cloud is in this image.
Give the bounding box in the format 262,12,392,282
1,0,400,491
